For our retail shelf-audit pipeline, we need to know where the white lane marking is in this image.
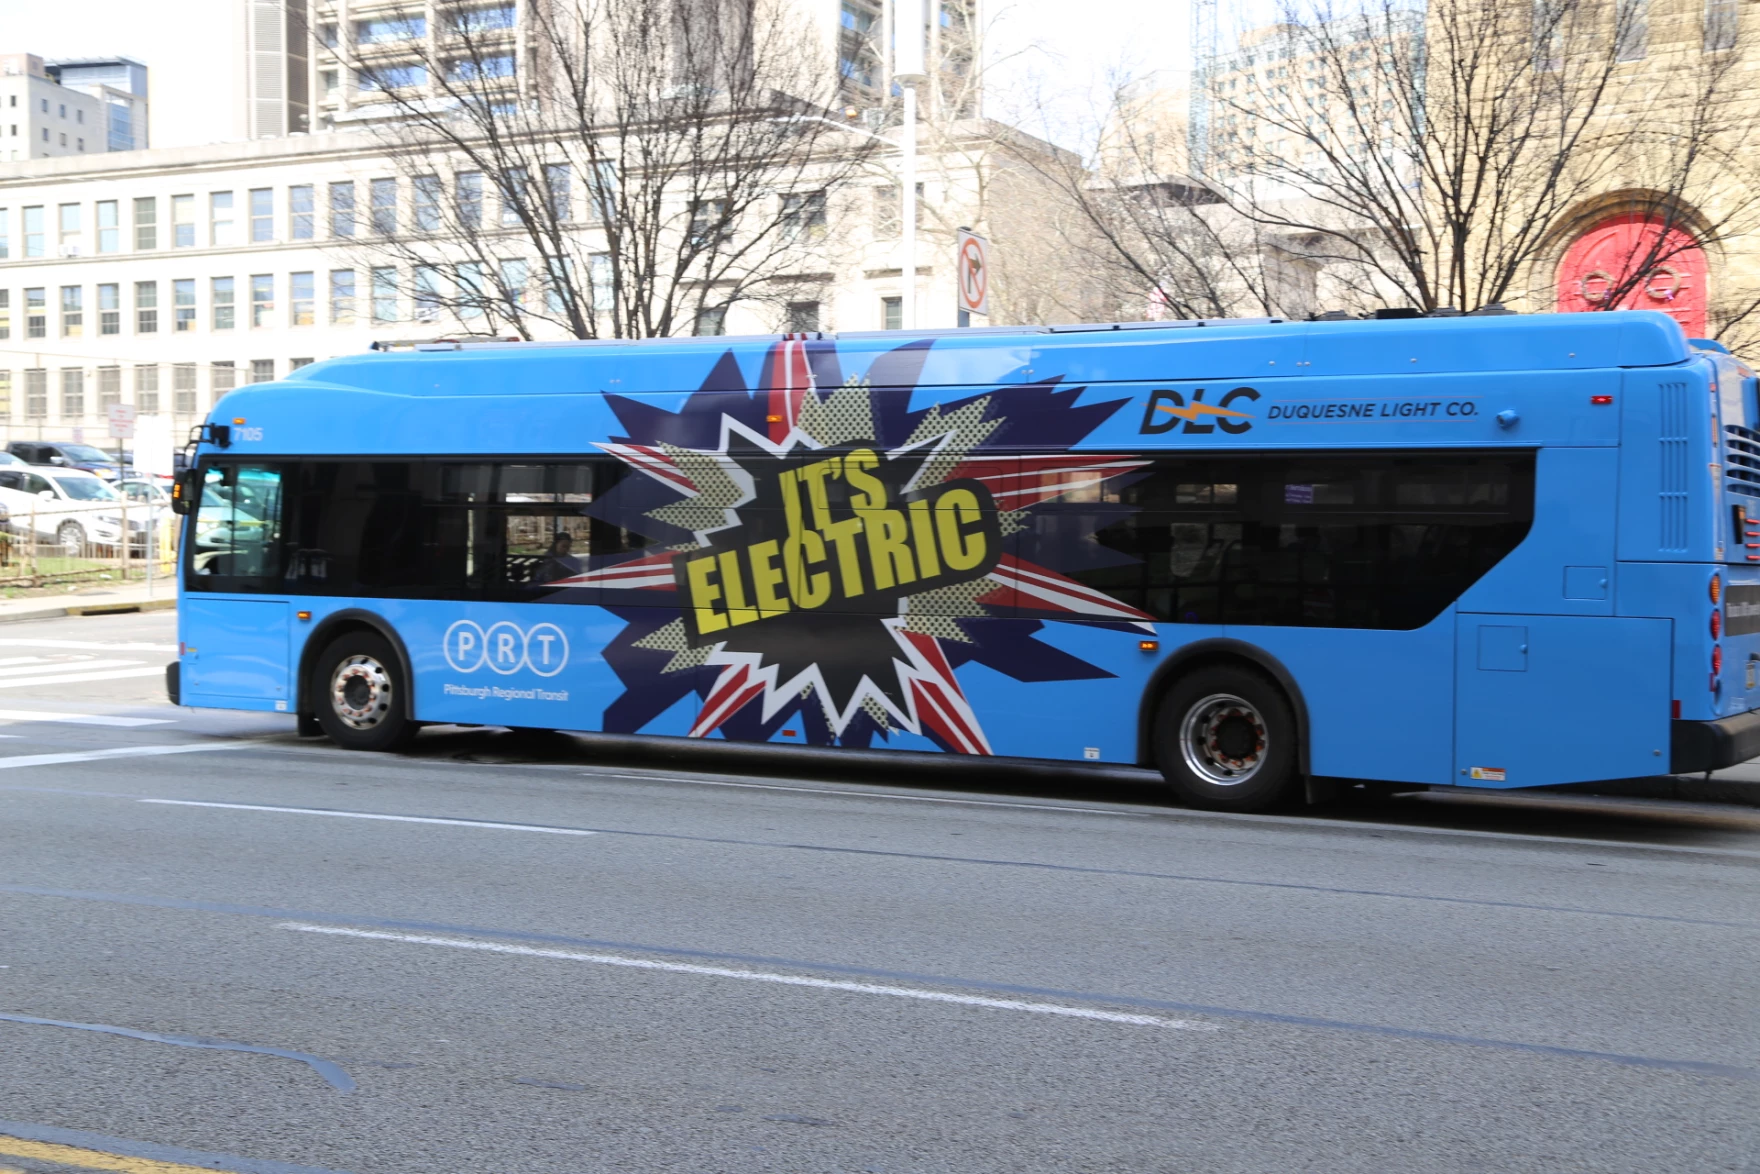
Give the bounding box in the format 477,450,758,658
142,798,601,836
600,773,1147,817
0,638,178,652
0,658,138,679
0,743,244,769
281,923,1216,1030
0,709,172,728
0,667,166,690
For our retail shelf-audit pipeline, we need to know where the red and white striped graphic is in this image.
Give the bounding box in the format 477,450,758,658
594,442,698,495
546,551,678,592
763,335,816,443
981,555,1156,627
689,663,770,739
897,628,992,755
942,454,1149,508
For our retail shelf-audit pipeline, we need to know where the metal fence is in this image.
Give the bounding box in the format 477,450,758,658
0,497,177,591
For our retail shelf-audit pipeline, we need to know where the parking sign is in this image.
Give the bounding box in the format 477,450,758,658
957,229,989,317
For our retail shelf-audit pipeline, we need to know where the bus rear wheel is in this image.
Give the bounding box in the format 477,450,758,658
1154,665,1299,812
312,632,417,752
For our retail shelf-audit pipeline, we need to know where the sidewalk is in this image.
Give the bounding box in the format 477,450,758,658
0,579,177,624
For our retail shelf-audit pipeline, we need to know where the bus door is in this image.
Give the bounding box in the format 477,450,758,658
181,464,292,709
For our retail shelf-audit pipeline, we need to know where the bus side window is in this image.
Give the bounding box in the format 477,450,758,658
190,463,283,584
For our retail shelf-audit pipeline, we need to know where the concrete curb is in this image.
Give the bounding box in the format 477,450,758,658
0,595,176,625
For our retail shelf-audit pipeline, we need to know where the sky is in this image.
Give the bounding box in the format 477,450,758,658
0,0,1191,153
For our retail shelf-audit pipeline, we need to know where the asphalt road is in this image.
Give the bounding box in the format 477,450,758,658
0,610,1757,1173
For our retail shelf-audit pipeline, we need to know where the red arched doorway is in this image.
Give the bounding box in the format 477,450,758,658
1556,212,1708,337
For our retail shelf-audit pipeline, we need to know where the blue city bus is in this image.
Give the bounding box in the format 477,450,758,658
166,310,1760,811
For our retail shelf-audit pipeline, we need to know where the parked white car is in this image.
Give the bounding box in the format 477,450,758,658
0,466,159,553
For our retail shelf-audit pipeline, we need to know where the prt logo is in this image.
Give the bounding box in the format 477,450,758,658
444,620,570,678
1139,387,1260,435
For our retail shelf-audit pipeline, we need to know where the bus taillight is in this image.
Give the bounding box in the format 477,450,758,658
1712,645,1723,688
1712,609,1722,639
1711,573,1723,603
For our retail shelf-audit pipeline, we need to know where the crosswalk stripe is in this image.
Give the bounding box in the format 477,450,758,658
0,708,172,727
0,638,178,652
0,658,141,679
0,666,167,690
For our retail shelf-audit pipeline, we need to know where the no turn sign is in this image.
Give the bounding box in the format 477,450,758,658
956,228,989,317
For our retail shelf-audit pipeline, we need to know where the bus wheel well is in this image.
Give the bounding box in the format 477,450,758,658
1138,640,1311,784
296,611,417,723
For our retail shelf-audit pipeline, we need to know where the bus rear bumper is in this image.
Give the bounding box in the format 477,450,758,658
1670,711,1760,773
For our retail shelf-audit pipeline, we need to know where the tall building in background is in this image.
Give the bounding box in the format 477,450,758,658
47,56,151,152
240,0,311,138
829,0,979,121
0,53,149,162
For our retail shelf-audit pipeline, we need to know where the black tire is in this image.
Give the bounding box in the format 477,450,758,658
1153,664,1300,812
311,632,417,752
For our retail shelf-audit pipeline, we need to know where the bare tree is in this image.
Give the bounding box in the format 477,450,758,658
1199,0,1760,326
335,0,879,339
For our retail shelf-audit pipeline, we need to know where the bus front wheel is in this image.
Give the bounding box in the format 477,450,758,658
312,633,417,752
1154,666,1299,812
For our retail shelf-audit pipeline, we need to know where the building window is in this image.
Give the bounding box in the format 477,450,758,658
586,160,617,224
498,259,528,313
212,277,236,329
134,197,156,250
58,203,81,254
97,365,121,410
370,178,396,234
173,278,195,332
172,362,197,415
781,191,827,242
0,370,10,418
250,188,274,242
250,359,275,384
1706,0,1737,49
360,64,428,91
290,185,315,240
414,265,442,321
694,305,727,336
134,364,160,414
447,54,515,82
291,271,315,325
0,208,8,259
331,269,356,324
23,206,43,257
289,357,313,371
96,200,119,253
785,301,821,332
355,14,427,43
414,175,441,231
545,163,571,221
136,282,158,334
61,367,84,419
457,262,485,318
211,361,237,406
588,253,613,312
371,266,398,322
0,290,8,340
25,287,46,338
450,4,515,32
688,199,729,247
210,192,235,246
1616,0,1649,60
60,285,83,337
24,369,47,419
171,195,195,248
882,295,902,330
500,167,528,227
250,274,274,327
330,182,355,237
457,172,483,229
98,283,120,335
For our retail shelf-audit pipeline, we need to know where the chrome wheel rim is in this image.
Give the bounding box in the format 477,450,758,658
1178,693,1267,786
330,654,393,730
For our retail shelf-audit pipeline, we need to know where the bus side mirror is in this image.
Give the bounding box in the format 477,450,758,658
171,470,198,516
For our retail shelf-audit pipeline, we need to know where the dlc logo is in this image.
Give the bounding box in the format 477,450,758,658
1139,387,1259,435
444,620,570,677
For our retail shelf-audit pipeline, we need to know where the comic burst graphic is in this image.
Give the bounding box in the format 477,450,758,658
555,336,1157,755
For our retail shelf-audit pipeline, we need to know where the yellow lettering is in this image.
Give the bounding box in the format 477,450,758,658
718,550,759,626
749,539,790,618
935,488,987,571
784,530,832,609
797,459,837,530
779,467,804,537
821,517,866,597
685,556,727,634
908,499,941,579
843,449,886,510
864,508,916,591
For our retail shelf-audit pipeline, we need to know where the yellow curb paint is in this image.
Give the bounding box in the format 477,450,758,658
0,1134,241,1173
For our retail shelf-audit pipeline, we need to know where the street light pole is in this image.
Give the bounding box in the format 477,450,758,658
893,0,926,331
